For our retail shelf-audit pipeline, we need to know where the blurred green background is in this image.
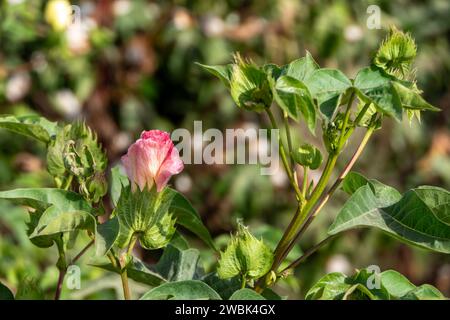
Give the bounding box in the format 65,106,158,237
0,0,449,299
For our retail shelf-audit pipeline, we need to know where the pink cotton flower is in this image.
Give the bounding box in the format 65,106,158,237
121,130,184,192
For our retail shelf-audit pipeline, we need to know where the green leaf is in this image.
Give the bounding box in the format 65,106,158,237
0,114,58,143
168,188,216,251
26,206,59,248
402,284,446,300
29,205,95,238
307,267,446,300
305,272,350,300
202,273,241,300
354,66,403,120
285,51,319,82
350,268,389,299
392,81,440,112
229,288,266,300
0,281,14,300
379,270,416,298
155,245,201,282
292,143,323,169
196,63,233,87
140,280,222,300
115,186,176,250
328,184,450,253
304,68,352,119
95,217,119,256
379,270,445,300
263,63,283,80
272,75,316,132
341,171,401,205
110,165,129,206
169,231,190,250
92,257,166,287
0,188,93,213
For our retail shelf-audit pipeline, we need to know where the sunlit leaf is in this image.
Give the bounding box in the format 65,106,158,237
140,280,222,300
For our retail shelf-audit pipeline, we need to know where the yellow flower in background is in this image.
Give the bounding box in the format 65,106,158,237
45,0,73,31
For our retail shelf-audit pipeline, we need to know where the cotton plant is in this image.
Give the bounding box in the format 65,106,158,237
0,28,448,300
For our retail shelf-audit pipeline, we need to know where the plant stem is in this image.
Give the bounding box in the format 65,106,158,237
283,112,294,168
241,274,246,289
119,234,138,300
62,175,73,191
266,108,304,203
269,91,357,274
54,268,66,300
292,126,375,243
302,166,308,199
272,155,338,268
120,269,131,300
54,238,67,300
280,235,337,274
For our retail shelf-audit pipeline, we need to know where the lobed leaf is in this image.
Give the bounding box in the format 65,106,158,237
140,280,222,300
306,267,446,300
0,114,58,143
196,63,233,87
168,188,217,251
91,256,166,287
272,75,316,133
354,66,402,120
155,245,202,282
329,183,450,253
229,288,266,300
304,68,352,120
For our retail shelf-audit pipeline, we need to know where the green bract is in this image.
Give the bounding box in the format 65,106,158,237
198,55,273,112
230,55,273,112
115,186,177,250
374,27,417,80
292,144,323,169
217,222,273,280
47,121,107,199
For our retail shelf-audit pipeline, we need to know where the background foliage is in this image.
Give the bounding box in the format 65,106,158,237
0,0,449,299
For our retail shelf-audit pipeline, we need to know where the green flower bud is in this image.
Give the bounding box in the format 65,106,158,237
292,144,323,170
217,221,274,281
323,122,340,154
87,171,108,203
374,26,417,80
115,186,177,251
230,54,273,112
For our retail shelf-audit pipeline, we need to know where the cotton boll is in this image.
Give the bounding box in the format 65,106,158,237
6,72,31,102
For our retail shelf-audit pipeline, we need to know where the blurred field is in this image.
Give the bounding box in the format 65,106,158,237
0,0,449,299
